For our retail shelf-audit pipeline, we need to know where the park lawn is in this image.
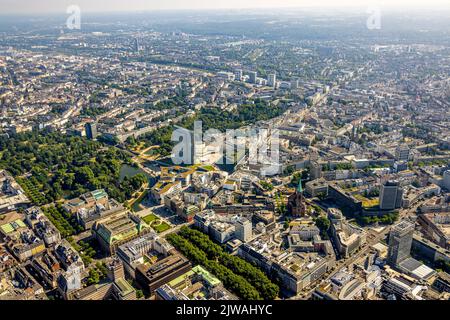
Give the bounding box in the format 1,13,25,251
363,198,380,208
354,194,379,208
142,213,158,224
152,221,171,233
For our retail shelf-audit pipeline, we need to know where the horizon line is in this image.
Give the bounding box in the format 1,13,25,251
2,4,450,16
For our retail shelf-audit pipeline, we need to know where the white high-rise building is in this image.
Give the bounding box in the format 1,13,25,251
268,73,276,88
235,217,252,242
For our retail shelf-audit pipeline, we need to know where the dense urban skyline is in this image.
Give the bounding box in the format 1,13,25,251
0,1,449,306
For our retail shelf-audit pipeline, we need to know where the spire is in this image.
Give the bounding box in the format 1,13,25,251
297,179,303,194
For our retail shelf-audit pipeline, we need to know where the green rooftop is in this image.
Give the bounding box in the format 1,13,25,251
0,224,14,234
115,278,135,296
168,270,195,287
192,266,221,287
0,219,26,234
15,220,26,228
92,189,108,200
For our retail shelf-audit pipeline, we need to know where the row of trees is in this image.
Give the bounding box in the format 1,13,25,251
42,205,99,265
42,205,79,238
323,163,354,171
16,177,47,205
356,212,399,226
177,227,279,300
166,233,262,300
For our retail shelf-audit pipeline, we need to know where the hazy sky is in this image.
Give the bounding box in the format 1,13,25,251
2,0,450,14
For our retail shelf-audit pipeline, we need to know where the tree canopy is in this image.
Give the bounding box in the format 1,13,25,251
0,131,146,204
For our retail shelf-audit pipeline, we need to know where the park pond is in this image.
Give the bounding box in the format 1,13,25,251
119,164,152,182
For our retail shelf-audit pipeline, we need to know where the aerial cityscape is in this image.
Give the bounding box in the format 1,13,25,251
0,0,449,305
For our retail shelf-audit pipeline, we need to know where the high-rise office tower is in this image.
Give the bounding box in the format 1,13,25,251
234,69,243,81
309,161,322,180
379,180,403,210
268,73,276,88
395,144,410,162
387,220,414,267
249,71,257,84
291,78,299,90
235,217,252,242
85,122,98,140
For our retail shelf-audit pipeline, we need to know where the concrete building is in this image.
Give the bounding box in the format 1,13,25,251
209,221,235,244
92,210,150,255
432,272,450,293
395,144,410,162
412,234,450,264
234,217,252,242
309,161,323,180
63,189,109,215
417,212,449,249
268,73,276,88
56,240,85,299
248,71,257,84
117,231,174,278
305,179,328,198
135,253,192,295
328,208,366,258
234,69,243,81
237,227,335,295
328,184,363,214
387,221,414,267
383,274,426,300
379,180,403,211
24,207,61,247
155,265,238,300
239,242,335,295
85,122,98,140
70,259,136,301
387,222,436,281
0,170,30,213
